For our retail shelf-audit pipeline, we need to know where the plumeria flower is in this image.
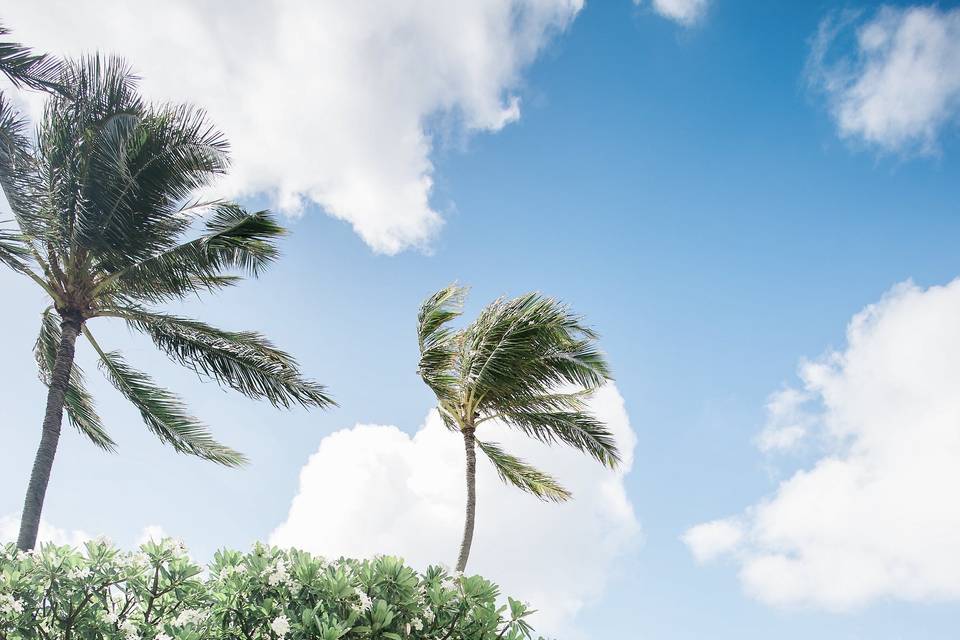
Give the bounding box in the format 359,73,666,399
270,614,290,638
354,587,373,613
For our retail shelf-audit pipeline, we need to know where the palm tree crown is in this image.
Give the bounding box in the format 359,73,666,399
416,283,620,571
0,56,333,550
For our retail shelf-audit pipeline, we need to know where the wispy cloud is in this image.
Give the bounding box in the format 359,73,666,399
807,5,960,155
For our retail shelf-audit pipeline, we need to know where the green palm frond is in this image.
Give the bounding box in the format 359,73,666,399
96,204,284,302
497,409,620,468
0,95,48,241
86,328,246,467
0,225,31,272
417,283,467,404
108,307,334,409
464,292,610,402
35,309,115,451
475,440,571,502
0,24,63,92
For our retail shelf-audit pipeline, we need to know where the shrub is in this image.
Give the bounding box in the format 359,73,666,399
0,539,539,640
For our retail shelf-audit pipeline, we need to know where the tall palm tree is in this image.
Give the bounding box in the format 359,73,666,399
0,23,63,92
416,284,621,572
0,56,334,551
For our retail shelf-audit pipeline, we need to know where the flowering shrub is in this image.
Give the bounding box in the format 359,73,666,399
0,539,539,640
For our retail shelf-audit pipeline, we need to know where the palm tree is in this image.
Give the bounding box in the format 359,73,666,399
0,56,334,551
0,23,63,92
416,284,621,571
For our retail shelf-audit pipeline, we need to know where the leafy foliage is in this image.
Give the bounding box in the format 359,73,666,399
0,540,541,640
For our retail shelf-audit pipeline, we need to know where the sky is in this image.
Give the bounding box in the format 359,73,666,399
1,0,960,638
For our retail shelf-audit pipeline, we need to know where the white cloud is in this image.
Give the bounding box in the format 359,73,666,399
136,525,168,545
756,387,816,453
637,0,709,26
3,0,583,254
685,279,960,610
808,6,960,154
0,514,90,547
683,518,743,563
271,384,640,635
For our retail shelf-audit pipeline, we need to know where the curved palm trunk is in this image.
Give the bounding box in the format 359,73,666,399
455,429,477,572
17,318,80,551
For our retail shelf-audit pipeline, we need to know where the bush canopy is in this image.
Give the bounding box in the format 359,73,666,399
0,539,540,640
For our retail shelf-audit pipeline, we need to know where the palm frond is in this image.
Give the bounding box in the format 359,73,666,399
75,102,231,270
0,224,31,272
417,284,467,404
465,293,611,402
86,329,246,467
475,439,571,502
497,409,620,468
0,94,50,242
110,307,334,409
35,308,115,451
0,24,64,92
96,204,283,303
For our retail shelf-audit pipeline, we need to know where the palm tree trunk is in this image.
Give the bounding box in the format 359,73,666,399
17,318,80,551
455,429,477,573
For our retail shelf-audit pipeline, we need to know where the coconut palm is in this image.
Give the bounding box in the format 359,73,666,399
416,284,621,571
0,55,334,551
0,23,63,92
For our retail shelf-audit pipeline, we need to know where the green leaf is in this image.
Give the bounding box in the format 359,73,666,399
88,330,246,467
475,440,571,502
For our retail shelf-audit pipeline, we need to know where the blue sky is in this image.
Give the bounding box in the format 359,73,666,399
2,1,960,638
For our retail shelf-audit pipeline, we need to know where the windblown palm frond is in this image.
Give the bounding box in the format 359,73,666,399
475,439,571,502
86,329,246,467
110,308,334,409
417,283,467,404
0,24,63,92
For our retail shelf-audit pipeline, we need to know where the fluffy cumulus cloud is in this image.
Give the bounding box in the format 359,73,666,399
684,279,960,610
2,0,583,254
271,384,639,635
635,0,709,26
808,5,960,154
0,514,91,547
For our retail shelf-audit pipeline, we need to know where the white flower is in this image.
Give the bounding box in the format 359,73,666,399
353,587,372,612
266,558,293,587
411,617,424,631
120,619,139,640
0,594,24,615
156,634,172,640
170,538,188,558
94,535,113,547
103,610,119,624
69,566,92,580
173,609,205,627
270,614,290,638
422,608,435,624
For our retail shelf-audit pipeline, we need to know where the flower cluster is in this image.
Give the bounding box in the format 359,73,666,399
0,540,540,640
